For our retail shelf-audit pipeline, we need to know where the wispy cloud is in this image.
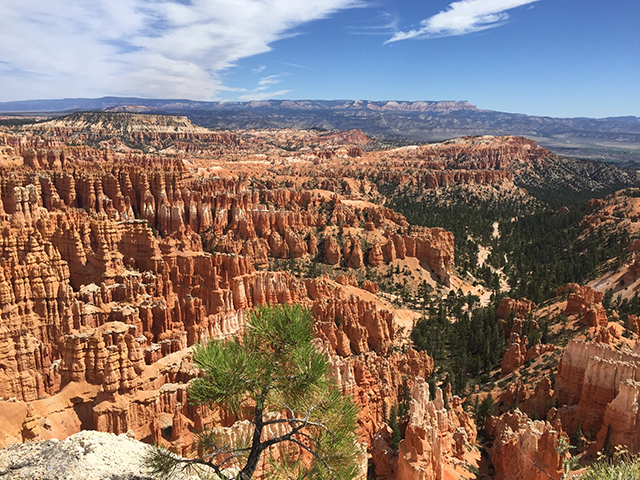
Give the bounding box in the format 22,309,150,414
258,74,286,87
348,10,399,36
277,61,312,70
387,0,538,43
0,0,361,101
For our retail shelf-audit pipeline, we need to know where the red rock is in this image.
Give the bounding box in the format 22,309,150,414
559,284,607,328
371,424,398,479
324,235,341,265
21,403,44,441
284,228,308,258
501,333,528,376
362,280,379,294
488,410,566,480
0,121,468,476
344,237,364,269
496,297,536,320
307,234,318,256
526,343,556,361
597,379,640,453
519,377,554,421
397,379,476,480
383,240,397,263
336,274,358,287
555,339,640,445
368,242,384,267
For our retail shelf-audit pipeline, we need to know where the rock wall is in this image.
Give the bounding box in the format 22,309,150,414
396,378,476,480
487,410,566,480
555,339,640,452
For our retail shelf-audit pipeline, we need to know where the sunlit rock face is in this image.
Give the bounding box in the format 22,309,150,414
0,118,469,480
555,339,640,453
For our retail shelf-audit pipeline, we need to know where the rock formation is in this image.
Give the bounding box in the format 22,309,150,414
501,333,528,375
501,333,556,376
0,430,179,480
560,284,608,328
487,410,566,480
0,115,472,478
496,296,536,320
396,378,476,480
555,339,640,453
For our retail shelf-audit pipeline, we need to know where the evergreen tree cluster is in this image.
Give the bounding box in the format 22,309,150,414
491,207,628,303
387,186,629,304
410,292,505,396
389,194,526,279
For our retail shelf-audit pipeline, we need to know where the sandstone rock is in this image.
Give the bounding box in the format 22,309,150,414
520,377,555,421
597,379,640,453
0,122,466,478
383,240,397,263
560,284,608,327
284,228,308,258
345,237,364,269
488,410,566,480
526,343,556,362
372,425,398,479
397,379,476,480
307,234,318,256
496,296,536,320
362,280,379,294
21,403,44,442
324,235,341,265
501,332,528,376
336,274,358,287
368,242,384,266
555,339,640,446
313,296,394,356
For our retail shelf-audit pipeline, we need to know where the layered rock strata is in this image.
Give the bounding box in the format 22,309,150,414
488,410,566,480
0,120,475,479
396,378,477,480
555,339,640,453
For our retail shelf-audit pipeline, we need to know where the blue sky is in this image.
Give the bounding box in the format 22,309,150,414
0,0,638,118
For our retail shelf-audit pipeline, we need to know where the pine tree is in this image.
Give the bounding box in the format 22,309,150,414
144,304,359,480
388,405,401,451
476,394,495,428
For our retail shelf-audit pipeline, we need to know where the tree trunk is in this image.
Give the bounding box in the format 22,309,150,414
239,392,266,480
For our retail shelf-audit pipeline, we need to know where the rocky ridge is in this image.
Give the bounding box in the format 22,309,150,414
3,98,640,164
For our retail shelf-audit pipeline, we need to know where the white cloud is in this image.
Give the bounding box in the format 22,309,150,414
0,0,361,101
387,0,538,43
258,74,287,87
348,10,399,36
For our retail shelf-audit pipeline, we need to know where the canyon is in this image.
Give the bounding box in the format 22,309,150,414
0,116,472,478
1,112,639,479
